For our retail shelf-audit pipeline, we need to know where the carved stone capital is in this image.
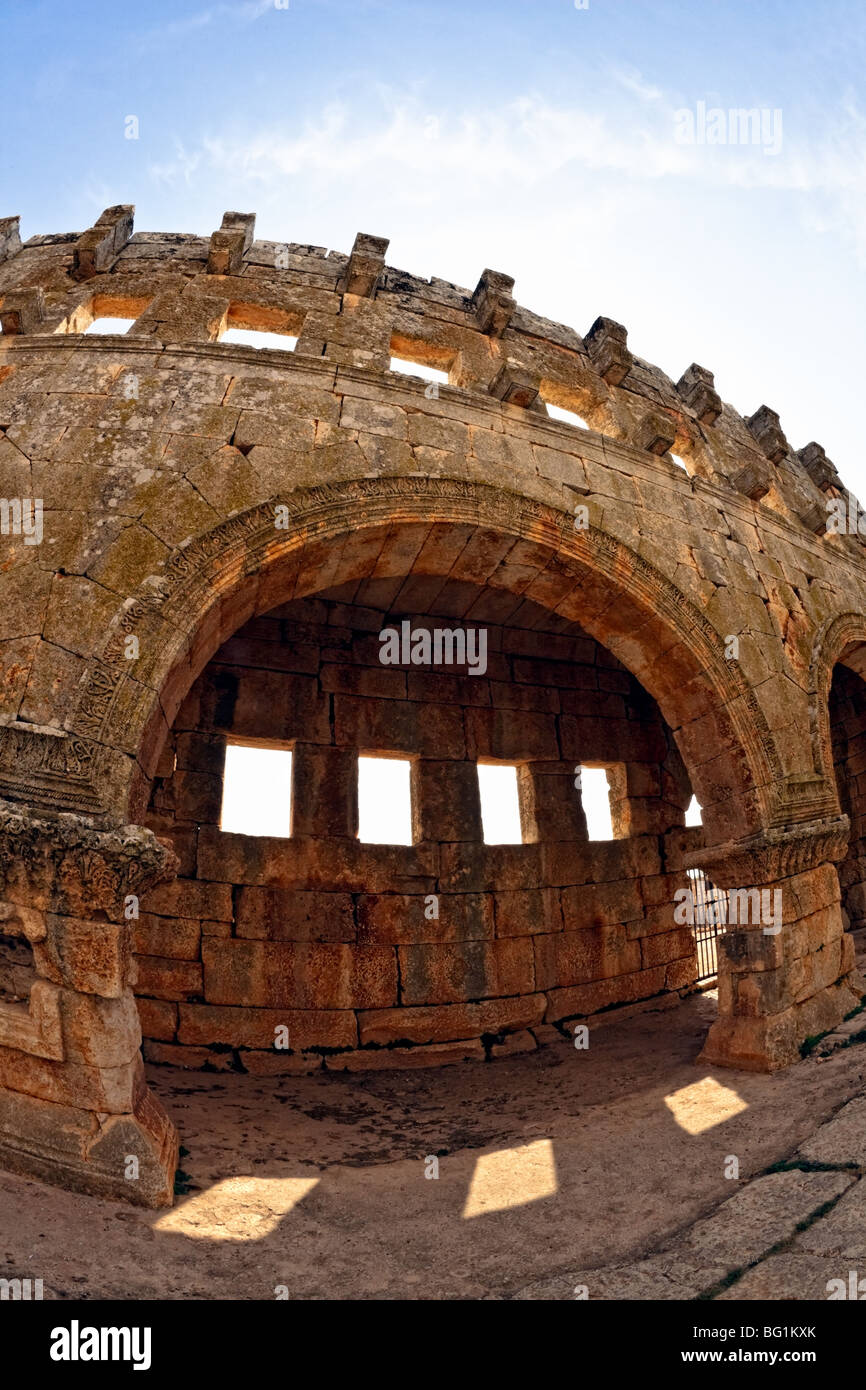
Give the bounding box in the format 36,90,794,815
0,799,178,918
685,815,850,888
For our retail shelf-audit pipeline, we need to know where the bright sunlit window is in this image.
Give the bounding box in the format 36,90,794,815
220,744,293,837
685,795,703,826
546,403,590,429
389,356,448,385
220,328,298,350
580,766,614,840
358,756,413,844
84,317,136,334
477,763,523,844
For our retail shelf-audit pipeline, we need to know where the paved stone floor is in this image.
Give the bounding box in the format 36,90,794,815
2,982,866,1301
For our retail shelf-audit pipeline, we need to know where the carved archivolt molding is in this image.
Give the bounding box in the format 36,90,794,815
61,475,789,828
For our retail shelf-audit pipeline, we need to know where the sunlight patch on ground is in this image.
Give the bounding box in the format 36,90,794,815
154,1175,320,1240
462,1138,557,1218
664,1076,748,1135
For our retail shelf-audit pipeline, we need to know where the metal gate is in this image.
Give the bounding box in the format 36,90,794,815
687,868,726,983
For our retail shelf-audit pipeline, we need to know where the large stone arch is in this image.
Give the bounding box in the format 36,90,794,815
1,208,864,1208
71,475,782,848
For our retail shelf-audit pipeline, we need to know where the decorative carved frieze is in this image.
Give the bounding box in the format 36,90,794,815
0,726,108,815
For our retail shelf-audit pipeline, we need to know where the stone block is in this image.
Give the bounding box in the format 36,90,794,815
234,887,356,942
134,955,203,1002
34,917,133,998
534,925,641,990
201,939,398,1009
326,1039,486,1070
488,361,541,409
0,215,22,264
177,1003,357,1050
207,211,255,275
356,892,493,944
397,938,534,1005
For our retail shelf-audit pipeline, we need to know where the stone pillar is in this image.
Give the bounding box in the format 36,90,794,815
0,800,179,1206
412,759,482,844
692,818,864,1071
522,762,588,842
291,744,358,839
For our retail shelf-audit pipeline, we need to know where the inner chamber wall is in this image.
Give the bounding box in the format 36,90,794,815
830,662,866,930
137,583,704,1069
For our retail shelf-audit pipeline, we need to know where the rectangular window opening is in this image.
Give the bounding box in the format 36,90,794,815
220,327,299,351
358,755,413,845
579,765,615,841
220,742,293,837
477,762,524,845
546,402,590,430
389,356,449,385
84,317,137,335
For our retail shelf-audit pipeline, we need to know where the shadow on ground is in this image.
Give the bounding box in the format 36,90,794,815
2,991,865,1300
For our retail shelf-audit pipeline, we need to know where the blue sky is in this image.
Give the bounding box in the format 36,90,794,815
3,0,864,486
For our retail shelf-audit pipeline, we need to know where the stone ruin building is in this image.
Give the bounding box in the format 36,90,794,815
0,204,864,1209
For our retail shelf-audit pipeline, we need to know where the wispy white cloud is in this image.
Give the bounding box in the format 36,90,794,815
146,88,866,253
614,67,664,103
134,0,274,51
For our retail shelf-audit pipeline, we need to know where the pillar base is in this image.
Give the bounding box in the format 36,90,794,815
699,973,865,1072
0,1083,178,1207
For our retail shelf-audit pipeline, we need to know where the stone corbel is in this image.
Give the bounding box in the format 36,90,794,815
339,233,389,298
72,205,135,281
675,363,722,426
797,442,841,494
730,456,772,502
489,360,541,408
207,211,256,276
746,405,789,463
584,316,633,386
471,269,516,337
637,410,677,456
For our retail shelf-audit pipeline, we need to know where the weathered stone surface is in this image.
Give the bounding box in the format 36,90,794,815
797,1095,866,1168
0,214,864,1213
679,1169,854,1267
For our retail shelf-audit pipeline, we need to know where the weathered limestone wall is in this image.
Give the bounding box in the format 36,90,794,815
136,594,697,1069
0,204,864,1203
